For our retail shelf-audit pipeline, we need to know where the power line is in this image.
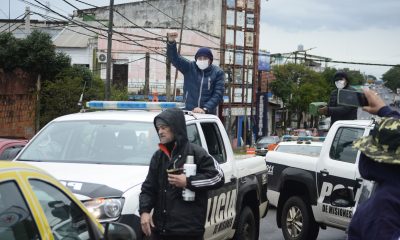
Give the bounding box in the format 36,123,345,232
18,0,399,70
73,0,96,8
0,12,27,32
31,0,167,56
144,0,220,46
72,0,164,38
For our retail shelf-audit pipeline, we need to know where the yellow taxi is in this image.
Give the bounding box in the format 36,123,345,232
0,162,136,240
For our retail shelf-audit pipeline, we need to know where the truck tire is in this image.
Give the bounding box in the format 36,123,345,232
280,196,319,240
233,206,257,240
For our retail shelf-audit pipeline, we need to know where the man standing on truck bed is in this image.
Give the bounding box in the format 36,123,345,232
166,31,224,115
318,71,357,125
139,108,224,240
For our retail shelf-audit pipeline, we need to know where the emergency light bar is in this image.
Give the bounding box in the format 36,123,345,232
86,101,185,110
281,135,326,142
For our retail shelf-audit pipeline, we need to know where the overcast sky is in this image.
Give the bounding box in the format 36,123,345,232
4,0,400,79
260,0,400,78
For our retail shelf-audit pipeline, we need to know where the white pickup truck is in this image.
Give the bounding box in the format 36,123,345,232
15,101,268,240
266,120,374,240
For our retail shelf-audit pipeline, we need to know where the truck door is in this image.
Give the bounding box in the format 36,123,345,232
190,121,236,240
316,126,365,227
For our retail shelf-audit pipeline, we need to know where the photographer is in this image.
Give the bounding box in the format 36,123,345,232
348,88,400,240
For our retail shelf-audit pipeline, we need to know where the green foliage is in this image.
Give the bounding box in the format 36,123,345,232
382,66,400,92
346,70,365,85
39,65,129,127
0,32,20,71
0,30,70,82
20,30,56,75
270,63,329,126
39,65,103,127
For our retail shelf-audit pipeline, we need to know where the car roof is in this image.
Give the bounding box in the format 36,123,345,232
0,138,27,148
49,109,220,123
0,161,47,174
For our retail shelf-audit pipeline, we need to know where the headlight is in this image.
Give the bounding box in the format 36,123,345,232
83,198,125,222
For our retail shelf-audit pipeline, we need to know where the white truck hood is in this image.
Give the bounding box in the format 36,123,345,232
23,161,149,200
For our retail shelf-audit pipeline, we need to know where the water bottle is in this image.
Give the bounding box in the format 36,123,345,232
183,155,196,201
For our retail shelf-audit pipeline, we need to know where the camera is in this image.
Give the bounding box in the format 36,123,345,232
337,89,368,107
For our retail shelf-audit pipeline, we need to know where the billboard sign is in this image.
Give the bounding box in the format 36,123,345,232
258,51,270,71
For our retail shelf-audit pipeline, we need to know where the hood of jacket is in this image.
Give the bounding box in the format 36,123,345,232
153,108,188,149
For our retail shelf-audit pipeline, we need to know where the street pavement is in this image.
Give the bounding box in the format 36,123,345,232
259,208,347,240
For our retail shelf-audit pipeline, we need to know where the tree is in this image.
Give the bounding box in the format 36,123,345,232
0,32,20,71
40,65,128,127
382,66,400,92
270,63,329,128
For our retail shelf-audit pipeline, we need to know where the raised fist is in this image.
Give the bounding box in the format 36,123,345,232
167,31,178,42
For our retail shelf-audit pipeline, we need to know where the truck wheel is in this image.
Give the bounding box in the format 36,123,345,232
281,196,319,240
233,206,257,240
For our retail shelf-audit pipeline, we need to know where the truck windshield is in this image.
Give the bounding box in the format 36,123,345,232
18,120,159,165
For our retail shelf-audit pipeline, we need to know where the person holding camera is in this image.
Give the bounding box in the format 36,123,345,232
348,88,400,240
139,108,224,240
166,31,224,115
318,71,358,125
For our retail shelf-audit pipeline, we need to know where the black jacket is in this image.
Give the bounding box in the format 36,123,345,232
139,108,224,236
327,85,358,125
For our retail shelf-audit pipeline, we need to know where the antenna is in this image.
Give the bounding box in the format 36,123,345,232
78,81,87,112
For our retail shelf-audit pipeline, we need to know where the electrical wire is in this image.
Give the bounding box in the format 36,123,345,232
144,0,220,46
72,0,165,38
0,12,27,33
31,0,167,56
16,0,398,69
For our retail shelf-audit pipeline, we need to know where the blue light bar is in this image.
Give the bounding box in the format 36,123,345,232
86,101,185,110
281,135,325,142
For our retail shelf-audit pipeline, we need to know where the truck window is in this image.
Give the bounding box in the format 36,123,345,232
329,127,364,163
199,122,227,163
186,124,201,145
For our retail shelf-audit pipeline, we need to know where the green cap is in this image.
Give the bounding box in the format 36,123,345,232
353,117,400,165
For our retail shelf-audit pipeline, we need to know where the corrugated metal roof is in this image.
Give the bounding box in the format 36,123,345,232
53,25,97,48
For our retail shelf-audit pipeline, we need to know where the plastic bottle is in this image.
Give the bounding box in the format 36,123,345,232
182,155,196,201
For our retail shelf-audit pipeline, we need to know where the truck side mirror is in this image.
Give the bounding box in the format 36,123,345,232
104,222,137,240
330,188,355,208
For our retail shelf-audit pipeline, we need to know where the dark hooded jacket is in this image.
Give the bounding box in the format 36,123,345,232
139,108,224,237
167,42,224,114
326,83,358,125
347,107,400,240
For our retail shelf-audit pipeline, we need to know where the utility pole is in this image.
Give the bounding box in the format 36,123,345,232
227,67,233,141
173,0,186,101
105,0,114,100
166,36,171,101
25,7,30,37
243,59,250,147
144,52,150,100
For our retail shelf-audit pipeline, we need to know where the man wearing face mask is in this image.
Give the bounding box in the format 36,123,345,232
318,71,357,125
166,31,224,115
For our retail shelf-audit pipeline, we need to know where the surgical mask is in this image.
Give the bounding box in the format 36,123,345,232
335,80,346,89
196,60,209,70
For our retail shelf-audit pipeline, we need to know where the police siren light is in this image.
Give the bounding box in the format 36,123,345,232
86,101,185,110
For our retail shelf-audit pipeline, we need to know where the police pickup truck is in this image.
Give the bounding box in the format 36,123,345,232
15,101,268,240
265,120,374,240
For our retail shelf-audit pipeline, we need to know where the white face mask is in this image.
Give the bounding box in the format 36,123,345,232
335,80,346,89
196,60,209,70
